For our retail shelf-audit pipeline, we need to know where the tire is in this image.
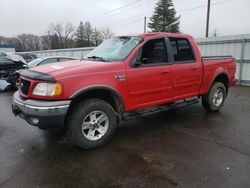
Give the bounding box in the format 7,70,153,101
66,98,117,149
202,82,226,112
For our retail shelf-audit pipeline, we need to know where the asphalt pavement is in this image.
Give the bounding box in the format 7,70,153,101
0,86,250,188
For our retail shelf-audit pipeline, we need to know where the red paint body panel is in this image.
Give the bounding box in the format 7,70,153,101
19,33,236,112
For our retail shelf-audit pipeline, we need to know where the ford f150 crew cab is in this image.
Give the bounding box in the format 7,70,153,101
12,33,236,149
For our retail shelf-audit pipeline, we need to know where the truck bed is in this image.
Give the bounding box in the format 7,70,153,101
200,56,236,94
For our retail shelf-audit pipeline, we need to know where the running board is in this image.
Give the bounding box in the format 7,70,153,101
123,98,199,120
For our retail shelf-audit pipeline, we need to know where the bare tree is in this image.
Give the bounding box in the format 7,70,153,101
49,22,76,48
101,27,115,40
16,34,43,51
0,22,114,51
92,27,103,46
64,23,75,47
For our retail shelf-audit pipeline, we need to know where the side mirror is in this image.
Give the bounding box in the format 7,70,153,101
134,59,142,67
141,58,148,64
133,58,148,67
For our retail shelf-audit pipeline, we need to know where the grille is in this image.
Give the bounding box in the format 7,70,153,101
19,79,31,95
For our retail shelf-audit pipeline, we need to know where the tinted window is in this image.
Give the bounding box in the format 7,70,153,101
169,38,195,62
140,38,167,64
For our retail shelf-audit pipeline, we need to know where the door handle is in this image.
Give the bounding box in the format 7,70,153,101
192,67,198,70
161,70,169,74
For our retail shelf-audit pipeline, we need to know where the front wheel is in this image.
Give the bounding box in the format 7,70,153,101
202,82,226,112
66,99,117,149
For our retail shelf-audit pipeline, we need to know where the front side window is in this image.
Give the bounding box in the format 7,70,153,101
85,36,142,62
140,38,167,65
169,38,195,62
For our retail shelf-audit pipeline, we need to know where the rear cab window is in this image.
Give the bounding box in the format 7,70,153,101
169,37,195,62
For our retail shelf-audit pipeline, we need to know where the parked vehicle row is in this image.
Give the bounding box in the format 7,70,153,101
11,32,236,150
0,52,77,89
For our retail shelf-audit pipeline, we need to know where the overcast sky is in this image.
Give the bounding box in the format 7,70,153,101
0,0,249,38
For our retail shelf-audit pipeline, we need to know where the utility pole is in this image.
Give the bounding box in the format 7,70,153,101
144,17,147,33
206,0,211,37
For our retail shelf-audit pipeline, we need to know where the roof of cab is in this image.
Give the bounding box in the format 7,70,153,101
133,32,194,40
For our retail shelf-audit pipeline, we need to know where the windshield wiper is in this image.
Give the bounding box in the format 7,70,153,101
87,56,106,62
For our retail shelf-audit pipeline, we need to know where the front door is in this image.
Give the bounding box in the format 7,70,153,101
126,38,173,110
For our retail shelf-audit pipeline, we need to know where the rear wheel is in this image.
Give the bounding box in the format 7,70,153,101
202,82,226,112
67,99,117,149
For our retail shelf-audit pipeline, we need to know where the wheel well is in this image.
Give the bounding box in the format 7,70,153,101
69,89,125,115
213,73,229,94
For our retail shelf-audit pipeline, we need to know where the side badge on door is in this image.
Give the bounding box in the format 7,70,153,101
115,75,126,81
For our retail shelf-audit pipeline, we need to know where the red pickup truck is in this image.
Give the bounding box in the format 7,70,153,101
12,33,236,149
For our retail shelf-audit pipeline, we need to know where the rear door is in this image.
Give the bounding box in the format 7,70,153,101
169,37,202,100
126,38,173,110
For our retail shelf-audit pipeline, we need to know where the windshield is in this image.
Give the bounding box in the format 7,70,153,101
27,58,43,67
85,36,142,62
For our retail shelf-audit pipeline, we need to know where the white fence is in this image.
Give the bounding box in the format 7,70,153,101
196,34,250,85
32,47,95,59
31,34,250,85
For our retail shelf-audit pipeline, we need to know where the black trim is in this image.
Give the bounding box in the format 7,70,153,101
165,37,175,62
70,85,125,112
123,98,199,120
20,70,55,82
135,62,173,67
173,60,197,64
202,56,234,60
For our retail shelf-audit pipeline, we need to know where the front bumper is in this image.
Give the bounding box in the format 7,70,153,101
12,92,70,130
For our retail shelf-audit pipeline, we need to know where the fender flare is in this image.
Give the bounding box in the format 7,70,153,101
70,84,125,112
208,71,229,93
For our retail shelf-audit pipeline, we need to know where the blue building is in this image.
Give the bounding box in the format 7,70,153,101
0,44,15,53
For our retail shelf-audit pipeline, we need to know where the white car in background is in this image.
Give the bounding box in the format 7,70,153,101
27,56,78,68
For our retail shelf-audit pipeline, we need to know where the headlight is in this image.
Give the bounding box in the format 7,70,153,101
33,83,62,96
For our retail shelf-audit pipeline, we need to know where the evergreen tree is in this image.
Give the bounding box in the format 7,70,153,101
75,21,86,47
148,0,180,33
84,22,93,47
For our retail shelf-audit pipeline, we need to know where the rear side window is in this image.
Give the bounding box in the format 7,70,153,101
169,38,195,62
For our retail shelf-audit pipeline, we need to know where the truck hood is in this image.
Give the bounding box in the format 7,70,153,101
28,60,124,80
